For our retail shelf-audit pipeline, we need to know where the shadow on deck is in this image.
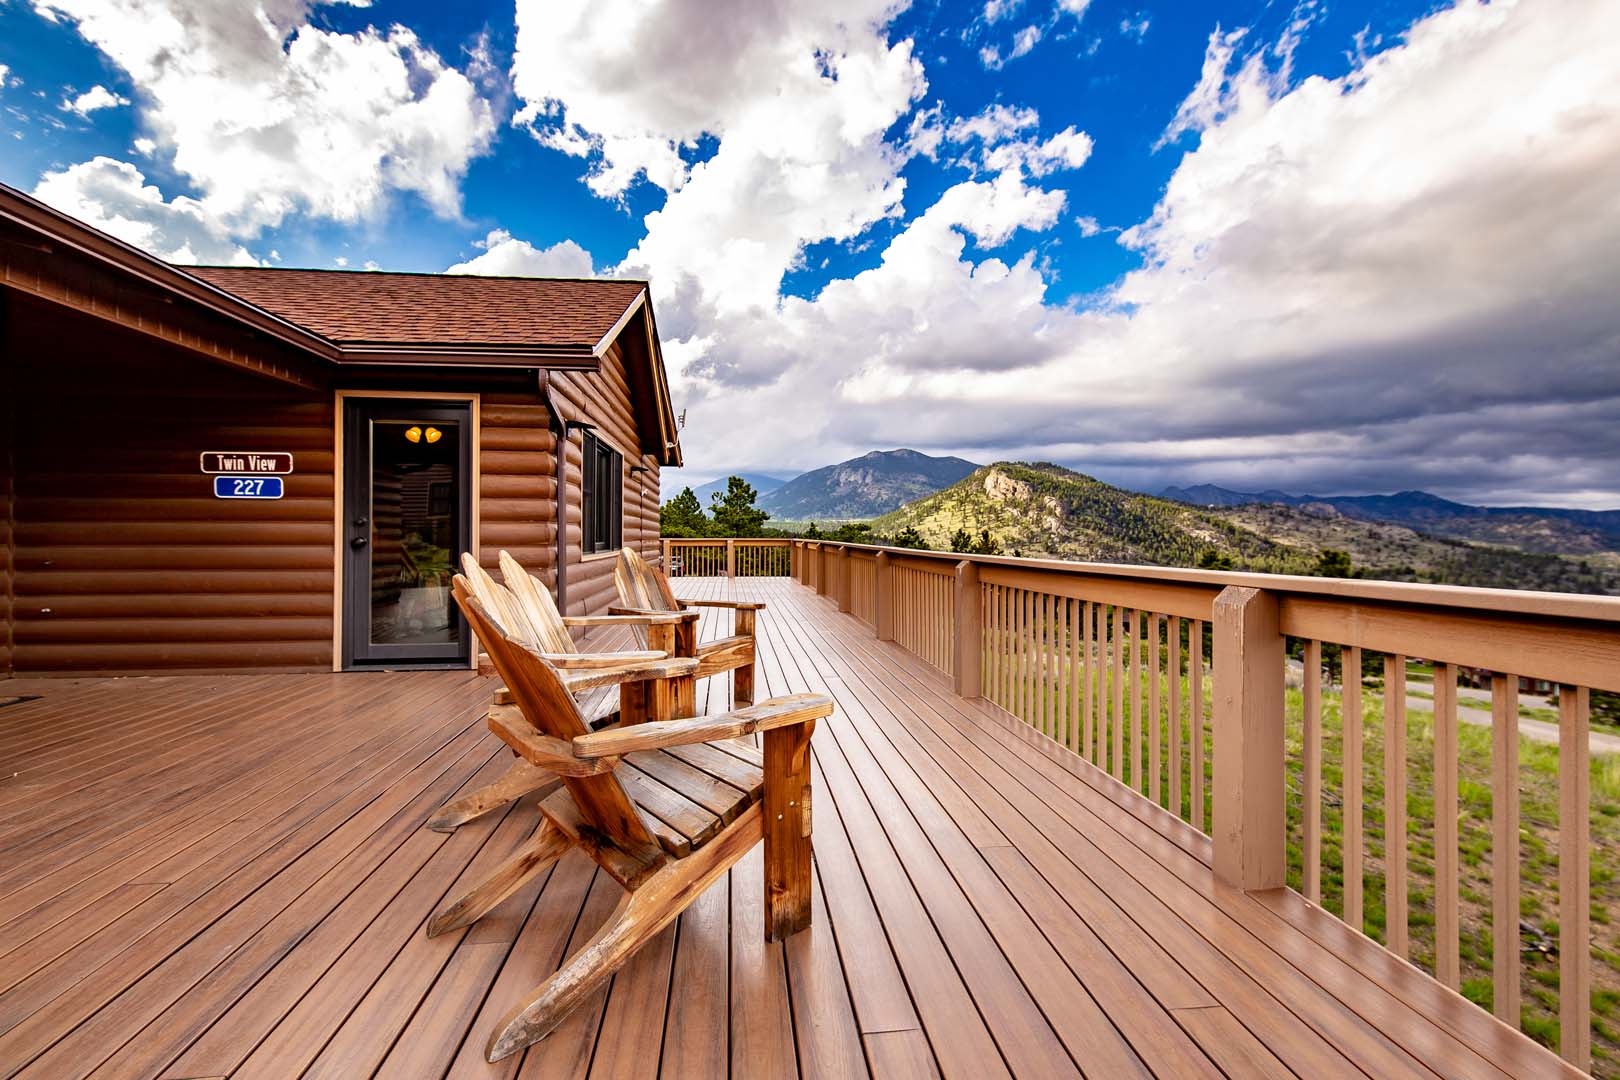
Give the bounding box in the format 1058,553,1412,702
0,577,1573,1078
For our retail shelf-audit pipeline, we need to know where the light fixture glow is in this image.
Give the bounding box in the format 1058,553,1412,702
424,426,443,444
404,426,422,443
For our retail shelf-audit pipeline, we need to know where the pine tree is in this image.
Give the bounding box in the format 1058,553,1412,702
710,476,769,537
660,487,710,537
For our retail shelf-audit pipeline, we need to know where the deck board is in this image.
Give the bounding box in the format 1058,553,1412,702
0,577,1579,1078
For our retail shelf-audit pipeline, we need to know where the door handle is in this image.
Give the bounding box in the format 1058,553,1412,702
351,536,368,549
354,516,369,527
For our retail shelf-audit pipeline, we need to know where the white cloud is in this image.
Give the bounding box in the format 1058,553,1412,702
446,229,596,278
1075,215,1102,236
979,23,1043,70
946,105,1093,178
1057,0,1090,17
946,103,1040,145
983,0,1022,23
1119,14,1151,42
32,157,261,265
0,65,13,91
662,0,1620,507
36,0,495,236
61,84,128,116
513,0,926,321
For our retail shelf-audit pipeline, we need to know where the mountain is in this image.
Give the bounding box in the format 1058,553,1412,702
1158,485,1620,556
875,463,1620,594
688,472,789,508
760,449,979,522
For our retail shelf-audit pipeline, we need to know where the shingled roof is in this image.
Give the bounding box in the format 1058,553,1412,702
187,266,648,352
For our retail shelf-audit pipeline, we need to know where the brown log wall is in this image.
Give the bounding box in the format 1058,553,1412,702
9,312,335,674
551,339,662,614
4,291,660,673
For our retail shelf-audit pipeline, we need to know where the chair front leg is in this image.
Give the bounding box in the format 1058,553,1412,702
763,718,814,941
734,608,757,706
428,816,572,936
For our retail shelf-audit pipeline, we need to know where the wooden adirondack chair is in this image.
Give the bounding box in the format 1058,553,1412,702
431,566,831,1061
612,545,763,706
426,551,696,833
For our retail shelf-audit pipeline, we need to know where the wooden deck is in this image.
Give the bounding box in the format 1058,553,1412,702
0,577,1575,1079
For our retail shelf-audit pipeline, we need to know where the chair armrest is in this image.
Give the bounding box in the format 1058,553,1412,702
607,606,701,623
540,650,667,669
571,693,832,758
680,599,767,611
561,655,699,692
562,613,688,627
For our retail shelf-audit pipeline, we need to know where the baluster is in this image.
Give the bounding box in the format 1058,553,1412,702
1491,672,1518,1022
1082,601,1095,761
1149,614,1162,804
1129,609,1142,791
1169,616,1182,820
1384,654,1408,959
1112,605,1125,780
1435,662,1460,989
1560,684,1591,1070
1303,640,1322,904
1191,619,1204,832
1343,645,1364,932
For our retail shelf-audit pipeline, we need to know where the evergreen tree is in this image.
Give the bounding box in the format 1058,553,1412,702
1315,548,1353,577
659,487,710,537
803,521,823,539
970,529,1001,555
893,526,927,549
949,527,973,553
710,476,770,537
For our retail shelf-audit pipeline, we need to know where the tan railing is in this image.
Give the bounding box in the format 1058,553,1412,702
661,538,791,578
790,539,1620,1071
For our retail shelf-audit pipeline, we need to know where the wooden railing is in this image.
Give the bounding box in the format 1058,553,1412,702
661,538,791,578
790,539,1620,1071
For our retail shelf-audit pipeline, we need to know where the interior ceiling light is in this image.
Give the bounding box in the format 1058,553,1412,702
425,426,443,444
404,426,422,443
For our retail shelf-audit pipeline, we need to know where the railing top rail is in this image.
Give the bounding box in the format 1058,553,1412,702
790,539,1620,626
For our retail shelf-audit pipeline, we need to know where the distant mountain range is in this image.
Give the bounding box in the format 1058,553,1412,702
1159,485,1620,555
758,449,979,521
873,463,1620,595
688,471,790,507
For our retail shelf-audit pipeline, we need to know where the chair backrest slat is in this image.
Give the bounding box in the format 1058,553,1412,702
460,554,543,649
616,547,682,613
498,551,575,654
452,572,657,854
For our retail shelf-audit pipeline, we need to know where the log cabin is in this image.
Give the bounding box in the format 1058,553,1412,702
0,181,681,676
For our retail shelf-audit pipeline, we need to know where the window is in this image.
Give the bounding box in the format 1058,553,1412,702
581,431,623,553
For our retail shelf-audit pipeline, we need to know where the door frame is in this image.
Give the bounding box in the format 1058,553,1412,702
332,390,480,671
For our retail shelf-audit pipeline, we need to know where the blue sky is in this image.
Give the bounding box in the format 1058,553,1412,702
3,1,1618,506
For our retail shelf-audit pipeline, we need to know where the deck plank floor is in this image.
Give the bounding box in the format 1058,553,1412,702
0,577,1576,1078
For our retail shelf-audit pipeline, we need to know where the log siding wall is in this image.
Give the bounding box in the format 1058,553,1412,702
3,291,665,675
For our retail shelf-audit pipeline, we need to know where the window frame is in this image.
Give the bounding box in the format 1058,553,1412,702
581,430,623,554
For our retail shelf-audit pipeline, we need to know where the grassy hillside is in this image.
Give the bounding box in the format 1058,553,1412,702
871,462,1620,593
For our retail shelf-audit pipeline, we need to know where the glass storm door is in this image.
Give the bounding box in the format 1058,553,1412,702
342,399,471,667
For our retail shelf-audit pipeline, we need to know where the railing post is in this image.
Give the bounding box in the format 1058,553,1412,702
836,546,852,613
725,539,736,579
1212,586,1286,891
816,546,830,598
790,542,800,583
662,539,672,570
875,552,893,641
953,560,981,699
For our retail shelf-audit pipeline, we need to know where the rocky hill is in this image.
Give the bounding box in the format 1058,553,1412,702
876,463,1620,594
760,449,978,522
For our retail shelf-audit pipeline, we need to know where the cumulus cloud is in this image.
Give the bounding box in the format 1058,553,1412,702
446,229,596,278
979,24,1043,70
32,157,261,265
61,84,128,117
35,0,495,237
656,0,1620,507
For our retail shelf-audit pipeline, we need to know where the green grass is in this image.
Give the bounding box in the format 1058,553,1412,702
983,620,1620,1074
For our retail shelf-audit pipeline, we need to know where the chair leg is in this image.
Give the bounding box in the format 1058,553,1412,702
485,802,764,1061
426,759,559,833
764,720,814,940
428,817,571,937
733,661,755,707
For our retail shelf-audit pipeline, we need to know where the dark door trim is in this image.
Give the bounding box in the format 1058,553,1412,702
339,396,473,669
